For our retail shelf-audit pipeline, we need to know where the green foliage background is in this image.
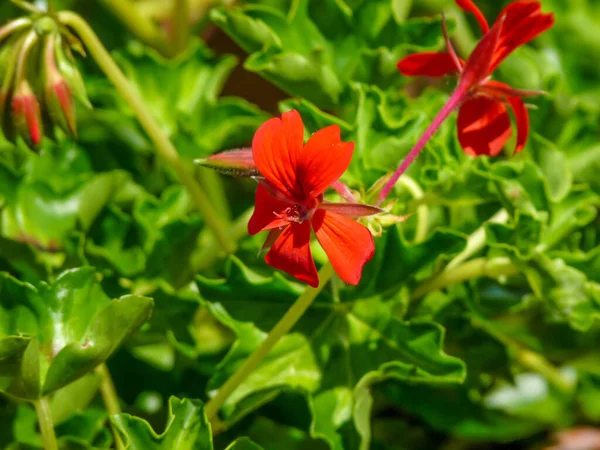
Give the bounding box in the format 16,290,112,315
1,0,600,449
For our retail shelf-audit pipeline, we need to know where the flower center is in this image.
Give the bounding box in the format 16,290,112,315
275,203,311,224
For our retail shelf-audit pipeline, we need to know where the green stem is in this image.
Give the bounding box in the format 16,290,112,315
15,30,38,83
444,209,509,271
58,12,235,255
410,257,518,300
170,0,191,54
0,17,31,42
34,397,58,450
99,0,169,55
96,363,125,450
205,263,335,421
395,175,429,243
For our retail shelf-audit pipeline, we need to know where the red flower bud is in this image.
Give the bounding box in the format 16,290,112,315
45,35,76,136
195,148,259,177
12,80,43,147
45,77,76,137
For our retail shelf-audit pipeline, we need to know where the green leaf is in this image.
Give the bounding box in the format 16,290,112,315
111,396,212,450
0,268,153,399
213,0,454,108
353,226,467,299
522,255,600,331
485,211,545,260
0,144,128,267
201,256,466,449
50,373,101,425
113,41,268,160
378,381,549,442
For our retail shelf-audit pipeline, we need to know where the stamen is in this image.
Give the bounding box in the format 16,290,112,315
274,204,309,224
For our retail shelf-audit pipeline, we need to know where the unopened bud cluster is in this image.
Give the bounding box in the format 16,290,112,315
0,11,90,148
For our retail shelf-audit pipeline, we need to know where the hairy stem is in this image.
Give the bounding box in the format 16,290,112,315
96,363,125,450
205,263,335,421
34,397,58,450
331,180,357,203
410,256,518,300
378,87,466,204
58,12,235,255
99,0,168,54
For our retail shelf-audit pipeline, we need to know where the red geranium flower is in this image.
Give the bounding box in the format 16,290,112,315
248,110,377,288
398,0,554,157
378,0,554,203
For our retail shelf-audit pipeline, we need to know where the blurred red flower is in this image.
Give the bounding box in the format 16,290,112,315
398,0,554,156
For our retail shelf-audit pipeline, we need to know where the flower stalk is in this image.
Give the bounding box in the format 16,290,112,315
57,11,235,255
34,397,59,450
380,1,554,204
378,86,466,204
205,263,335,421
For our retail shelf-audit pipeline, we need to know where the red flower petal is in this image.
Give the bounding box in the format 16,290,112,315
265,222,319,287
248,183,291,235
397,52,464,77
252,110,305,201
457,96,512,157
490,1,554,72
455,0,490,34
297,125,354,199
459,15,504,90
507,95,529,153
311,210,374,286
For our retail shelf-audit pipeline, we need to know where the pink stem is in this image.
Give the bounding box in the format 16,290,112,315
377,87,467,204
331,180,357,203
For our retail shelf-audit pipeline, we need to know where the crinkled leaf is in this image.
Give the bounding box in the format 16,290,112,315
213,0,455,108
200,255,465,450
114,41,268,160
111,396,212,450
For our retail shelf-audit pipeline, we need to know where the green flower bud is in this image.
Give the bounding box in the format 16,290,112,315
54,34,91,109
44,33,76,136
